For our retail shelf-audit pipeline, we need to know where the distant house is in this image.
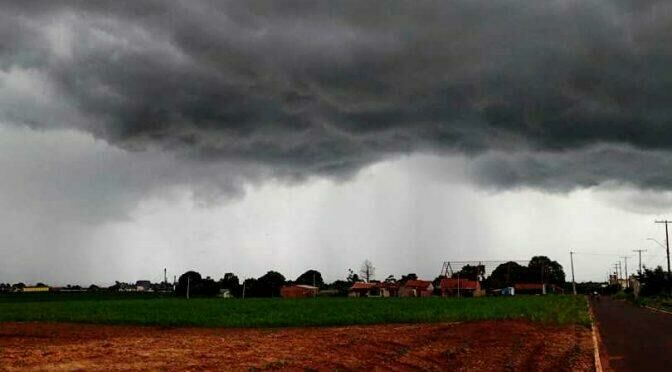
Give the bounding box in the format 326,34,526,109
348,282,380,297
135,280,152,292
21,286,50,293
281,284,319,298
379,282,400,297
348,282,400,297
440,278,484,297
400,280,434,297
514,283,564,295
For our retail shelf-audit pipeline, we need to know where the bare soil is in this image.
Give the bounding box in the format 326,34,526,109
0,320,594,371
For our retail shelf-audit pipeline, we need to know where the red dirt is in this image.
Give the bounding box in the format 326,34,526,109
0,320,594,371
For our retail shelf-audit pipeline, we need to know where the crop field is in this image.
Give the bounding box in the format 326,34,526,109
0,293,589,327
0,294,595,370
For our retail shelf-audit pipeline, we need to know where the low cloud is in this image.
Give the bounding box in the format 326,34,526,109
1,1,672,193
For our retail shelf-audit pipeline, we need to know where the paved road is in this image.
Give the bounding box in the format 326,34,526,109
591,297,672,371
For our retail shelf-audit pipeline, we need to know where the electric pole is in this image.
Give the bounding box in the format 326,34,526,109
570,251,577,295
633,249,647,275
186,277,190,300
620,256,630,288
654,220,672,275
617,261,622,280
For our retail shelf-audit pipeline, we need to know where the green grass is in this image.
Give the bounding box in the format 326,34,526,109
636,296,672,312
0,294,590,328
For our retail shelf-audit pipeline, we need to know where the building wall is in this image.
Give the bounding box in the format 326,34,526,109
281,286,317,298
22,287,50,293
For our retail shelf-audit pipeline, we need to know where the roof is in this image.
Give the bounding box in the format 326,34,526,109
403,280,433,289
349,282,378,290
440,278,480,290
294,284,318,290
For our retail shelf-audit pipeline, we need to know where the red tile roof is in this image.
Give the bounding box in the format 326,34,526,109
349,282,378,290
403,280,433,289
440,278,480,290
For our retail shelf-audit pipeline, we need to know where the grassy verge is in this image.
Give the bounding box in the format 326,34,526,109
0,294,590,328
636,296,672,312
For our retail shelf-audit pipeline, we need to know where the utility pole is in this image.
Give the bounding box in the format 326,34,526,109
242,280,246,299
620,256,630,288
186,277,190,300
654,220,672,275
617,261,622,281
570,251,577,295
164,268,167,284
633,249,647,275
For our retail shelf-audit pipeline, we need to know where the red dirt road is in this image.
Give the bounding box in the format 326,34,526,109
0,320,594,371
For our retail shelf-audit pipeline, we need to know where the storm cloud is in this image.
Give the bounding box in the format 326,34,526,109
2,0,672,190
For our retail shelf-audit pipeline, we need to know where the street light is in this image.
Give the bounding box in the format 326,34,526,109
647,237,666,249
647,237,671,275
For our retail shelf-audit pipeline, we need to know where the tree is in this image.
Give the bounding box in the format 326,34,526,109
245,271,286,297
218,273,242,297
327,280,352,296
527,256,565,285
360,259,375,282
347,269,361,283
451,264,485,281
640,266,672,296
200,276,220,296
486,262,528,288
399,273,418,284
176,271,202,297
295,269,324,288
384,275,397,283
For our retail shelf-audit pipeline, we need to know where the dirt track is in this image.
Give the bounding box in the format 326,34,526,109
0,320,593,371
592,297,672,371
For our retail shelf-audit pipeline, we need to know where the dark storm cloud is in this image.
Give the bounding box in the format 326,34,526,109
2,0,672,188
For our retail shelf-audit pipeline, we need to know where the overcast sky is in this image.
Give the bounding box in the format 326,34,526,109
2,1,672,285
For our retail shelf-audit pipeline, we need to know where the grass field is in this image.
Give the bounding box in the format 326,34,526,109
0,293,590,328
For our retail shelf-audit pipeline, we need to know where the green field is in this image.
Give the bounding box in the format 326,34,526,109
0,294,590,328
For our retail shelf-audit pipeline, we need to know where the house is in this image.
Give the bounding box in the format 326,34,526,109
21,286,50,293
135,280,152,292
379,282,400,297
439,278,484,297
400,280,434,297
348,282,381,297
281,284,319,298
514,283,564,295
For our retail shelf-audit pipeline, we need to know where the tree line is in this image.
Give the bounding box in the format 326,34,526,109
1,255,569,296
